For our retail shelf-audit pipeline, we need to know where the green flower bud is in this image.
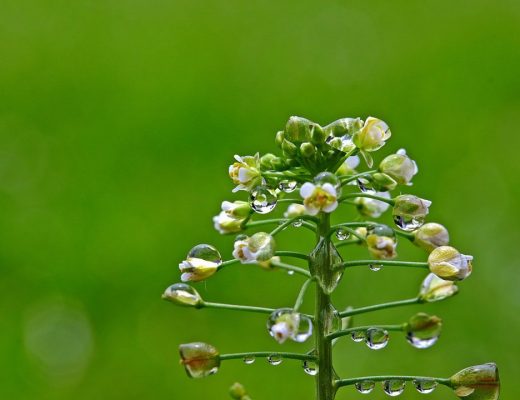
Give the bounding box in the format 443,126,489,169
352,117,391,152
284,116,313,143
428,246,473,281
300,142,316,158
327,137,343,150
162,283,203,307
310,123,326,144
323,118,354,137
229,153,262,192
413,222,449,252
419,273,458,302
213,201,250,234
281,139,298,156
379,149,418,185
371,172,397,192
179,244,221,282
366,233,397,260
450,363,500,400
283,203,307,219
260,153,283,170
405,312,442,348
230,382,251,400
179,342,220,378
393,195,432,231
232,232,276,263
275,130,284,147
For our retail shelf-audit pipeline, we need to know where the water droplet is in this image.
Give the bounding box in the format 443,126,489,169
413,379,437,394
267,309,313,343
302,360,318,376
287,270,295,276
355,380,375,394
187,244,222,265
368,224,396,238
243,356,255,365
351,330,366,343
383,380,406,396
314,172,341,193
267,355,282,366
365,328,389,350
250,186,278,214
279,180,297,193
163,283,201,306
336,229,350,241
369,263,382,272
406,332,439,349
292,219,303,227
357,178,371,192
393,215,424,231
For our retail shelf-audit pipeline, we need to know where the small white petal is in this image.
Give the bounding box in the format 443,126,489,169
234,154,243,163
321,183,337,197
300,182,316,198
397,148,407,156
322,201,338,213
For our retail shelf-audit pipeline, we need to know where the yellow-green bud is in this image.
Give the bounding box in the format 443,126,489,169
179,342,220,378
323,118,355,137
366,234,397,259
379,150,418,185
428,246,473,281
284,116,313,143
229,382,251,400
260,153,284,170
275,130,284,147
371,172,397,191
413,222,449,252
450,363,500,400
300,142,316,158
162,283,203,307
393,195,431,231
418,273,459,302
233,232,276,263
282,139,298,156
283,203,306,219
311,123,326,144
352,117,391,152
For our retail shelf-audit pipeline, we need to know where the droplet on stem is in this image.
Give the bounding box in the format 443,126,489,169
413,379,437,394
355,380,375,394
250,186,278,214
382,380,406,396
365,328,389,350
302,360,318,376
336,228,350,241
267,355,282,366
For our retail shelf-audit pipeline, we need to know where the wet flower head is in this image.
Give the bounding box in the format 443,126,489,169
179,342,220,379
450,363,500,400
229,154,262,192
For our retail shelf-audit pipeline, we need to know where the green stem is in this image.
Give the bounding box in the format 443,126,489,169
339,170,377,186
335,376,452,389
270,216,318,236
326,324,405,341
337,260,429,270
293,278,314,311
246,218,315,233
203,301,275,315
339,193,395,205
329,222,415,240
335,239,362,248
275,250,310,261
270,259,311,277
338,297,421,318
220,351,317,362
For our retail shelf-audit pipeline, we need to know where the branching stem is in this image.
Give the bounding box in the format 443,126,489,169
338,297,422,318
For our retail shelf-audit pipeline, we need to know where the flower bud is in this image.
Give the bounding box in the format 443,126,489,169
232,232,276,263
428,246,472,281
300,182,338,215
366,233,397,259
300,142,316,158
284,116,313,143
371,172,397,192
450,363,500,400
162,283,203,307
323,118,356,137
214,201,250,234
229,153,262,192
413,222,449,252
179,244,222,282
260,153,284,170
311,123,326,144
281,139,298,156
418,273,458,302
393,195,432,231
379,149,418,185
257,256,280,270
283,203,307,219
355,191,391,218
275,131,284,147
230,382,251,400
179,342,220,378
405,312,442,349
352,117,391,152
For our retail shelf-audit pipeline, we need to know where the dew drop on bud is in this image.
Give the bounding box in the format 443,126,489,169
267,355,282,366
365,328,389,350
355,380,375,394
267,309,313,343
413,379,437,394
368,263,382,272
293,315,313,343
250,186,278,214
279,180,297,193
393,215,424,231
357,178,371,193
243,356,255,365
336,229,350,241
187,244,222,265
292,219,303,227
406,332,439,349
382,380,406,396
287,270,295,276
302,360,318,376
351,330,366,343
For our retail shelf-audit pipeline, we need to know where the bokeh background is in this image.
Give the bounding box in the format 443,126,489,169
1,0,519,399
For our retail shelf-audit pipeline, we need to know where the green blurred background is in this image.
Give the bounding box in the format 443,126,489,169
1,0,519,399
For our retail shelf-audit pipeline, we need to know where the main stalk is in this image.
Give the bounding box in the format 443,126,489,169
314,213,336,400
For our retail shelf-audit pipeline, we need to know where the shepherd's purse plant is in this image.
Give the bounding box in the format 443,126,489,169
163,116,500,400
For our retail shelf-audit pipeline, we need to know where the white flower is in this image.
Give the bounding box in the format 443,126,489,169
270,321,295,344
355,191,391,218
419,273,459,302
300,182,338,216
413,222,449,252
283,203,307,219
232,232,276,264
179,258,218,282
366,234,397,259
353,117,391,152
428,246,473,281
336,155,360,176
228,153,262,192
213,200,250,234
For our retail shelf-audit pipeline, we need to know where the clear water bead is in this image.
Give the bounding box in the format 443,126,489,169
279,180,297,193
250,186,278,214
267,355,282,366
287,270,295,276
302,360,318,376
393,215,424,231
292,219,303,227
383,380,406,396
243,356,255,365
413,379,437,394
313,172,341,195
369,263,382,272
355,380,375,394
187,244,222,265
267,308,313,343
336,229,350,241
351,330,366,343
406,332,439,349
163,283,201,306
365,328,389,350
357,178,371,192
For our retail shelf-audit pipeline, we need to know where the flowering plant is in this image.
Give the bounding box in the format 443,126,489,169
163,116,499,399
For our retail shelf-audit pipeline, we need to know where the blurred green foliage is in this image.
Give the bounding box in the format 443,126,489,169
1,0,519,399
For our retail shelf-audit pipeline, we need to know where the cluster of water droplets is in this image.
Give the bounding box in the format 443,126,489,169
350,328,389,350
250,185,278,214
353,379,437,396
